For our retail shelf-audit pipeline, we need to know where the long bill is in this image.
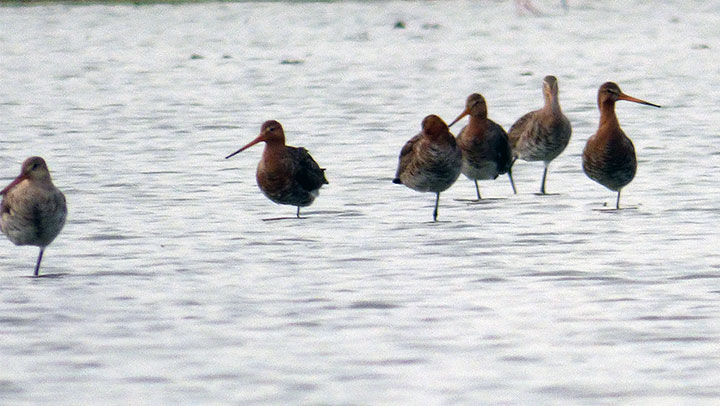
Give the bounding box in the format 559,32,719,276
447,108,470,128
0,174,27,195
225,134,265,159
619,93,661,108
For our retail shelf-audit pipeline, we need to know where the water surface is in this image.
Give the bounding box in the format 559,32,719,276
1,1,720,404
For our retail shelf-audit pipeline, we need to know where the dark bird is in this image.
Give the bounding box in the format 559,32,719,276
582,82,660,209
448,93,516,199
1,157,67,276
226,120,328,218
508,75,572,194
393,115,462,221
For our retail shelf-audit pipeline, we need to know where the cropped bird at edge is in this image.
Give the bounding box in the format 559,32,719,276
508,75,572,194
582,82,660,209
1,157,67,276
225,120,328,218
448,93,516,200
393,115,462,221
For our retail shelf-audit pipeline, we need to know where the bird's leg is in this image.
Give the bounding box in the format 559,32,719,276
433,193,440,222
34,248,44,277
540,164,549,195
474,180,482,200
616,191,621,210
296,206,301,218
508,168,517,195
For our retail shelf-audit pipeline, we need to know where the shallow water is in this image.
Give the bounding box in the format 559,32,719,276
1,0,720,404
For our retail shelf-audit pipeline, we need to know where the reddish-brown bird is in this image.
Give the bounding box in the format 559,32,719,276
225,120,328,218
393,115,462,221
582,82,660,209
508,75,572,194
1,157,67,276
448,93,515,199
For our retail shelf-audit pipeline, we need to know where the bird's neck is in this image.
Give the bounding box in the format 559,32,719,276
466,115,488,137
261,141,289,162
598,101,620,133
544,93,562,117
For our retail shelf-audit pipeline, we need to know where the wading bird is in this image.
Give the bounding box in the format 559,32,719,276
448,93,515,199
508,75,572,194
582,82,660,209
393,115,462,221
1,157,67,276
226,120,328,218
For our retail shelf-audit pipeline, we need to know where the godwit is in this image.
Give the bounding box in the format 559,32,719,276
448,93,516,199
393,115,462,221
582,82,660,209
225,120,328,218
508,75,572,194
1,157,67,276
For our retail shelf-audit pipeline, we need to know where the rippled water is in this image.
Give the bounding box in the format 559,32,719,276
1,0,720,404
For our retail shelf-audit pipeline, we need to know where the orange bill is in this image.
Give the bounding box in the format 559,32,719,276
447,108,470,128
225,133,266,159
619,93,661,108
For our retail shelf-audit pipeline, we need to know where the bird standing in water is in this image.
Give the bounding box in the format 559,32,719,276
1,157,67,276
448,93,515,199
582,82,660,209
508,75,572,194
393,115,462,221
225,120,328,218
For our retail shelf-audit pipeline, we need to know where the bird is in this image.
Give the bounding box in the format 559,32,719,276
582,82,660,209
393,114,462,221
508,75,572,194
448,93,516,200
1,157,67,276
225,120,328,218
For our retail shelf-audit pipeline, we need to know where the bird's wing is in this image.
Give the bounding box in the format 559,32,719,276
291,147,328,192
489,121,512,173
394,133,421,182
507,110,536,148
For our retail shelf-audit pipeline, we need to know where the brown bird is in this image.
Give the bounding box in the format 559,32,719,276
448,93,516,199
393,115,462,221
1,157,67,276
508,75,572,194
582,82,660,209
225,120,328,218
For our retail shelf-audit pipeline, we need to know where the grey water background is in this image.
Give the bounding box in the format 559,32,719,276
1,0,719,404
